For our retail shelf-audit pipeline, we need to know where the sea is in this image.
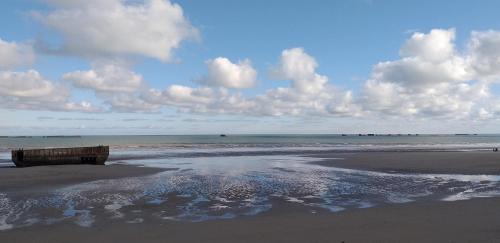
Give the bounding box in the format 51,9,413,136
1,134,500,230
2,134,500,163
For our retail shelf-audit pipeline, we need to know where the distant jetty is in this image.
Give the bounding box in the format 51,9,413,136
44,136,82,138
11,146,109,167
355,134,419,136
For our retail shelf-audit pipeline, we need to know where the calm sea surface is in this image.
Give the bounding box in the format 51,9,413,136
2,134,500,157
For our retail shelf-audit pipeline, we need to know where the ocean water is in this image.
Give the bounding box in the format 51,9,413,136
1,134,500,230
2,134,500,164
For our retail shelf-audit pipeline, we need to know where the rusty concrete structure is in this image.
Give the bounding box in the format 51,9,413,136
11,146,109,167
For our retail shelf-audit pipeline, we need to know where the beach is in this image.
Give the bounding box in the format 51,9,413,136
2,0,499,241
1,198,500,243
310,151,500,175
1,150,500,242
0,164,167,191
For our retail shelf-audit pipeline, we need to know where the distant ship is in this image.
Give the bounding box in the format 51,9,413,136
11,145,109,167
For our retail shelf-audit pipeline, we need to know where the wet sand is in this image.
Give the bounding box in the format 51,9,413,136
0,164,167,192
1,198,500,243
310,151,500,174
1,151,500,242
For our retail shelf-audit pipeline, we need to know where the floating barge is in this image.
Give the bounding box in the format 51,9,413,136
11,146,109,167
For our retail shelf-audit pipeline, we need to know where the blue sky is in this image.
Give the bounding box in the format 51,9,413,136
1,0,500,135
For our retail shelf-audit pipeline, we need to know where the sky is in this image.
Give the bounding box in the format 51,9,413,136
2,0,500,135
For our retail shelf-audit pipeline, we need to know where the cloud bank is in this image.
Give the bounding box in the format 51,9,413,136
3,0,500,122
0,70,101,112
361,28,494,119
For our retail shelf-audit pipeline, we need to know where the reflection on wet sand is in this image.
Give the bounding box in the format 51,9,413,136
1,155,500,230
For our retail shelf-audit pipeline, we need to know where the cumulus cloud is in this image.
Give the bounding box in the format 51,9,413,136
28,1,358,116
467,30,500,81
0,38,35,69
146,85,253,113
104,93,159,113
55,28,500,118
0,70,61,98
64,101,103,113
362,28,489,118
63,62,145,93
270,48,328,94
198,57,257,89
8,15,500,122
247,86,357,116
144,48,358,116
371,57,470,88
36,0,198,61
259,47,357,116
400,29,456,62
0,35,101,112
62,61,155,112
155,85,215,106
363,80,488,117
0,70,101,112
372,29,470,88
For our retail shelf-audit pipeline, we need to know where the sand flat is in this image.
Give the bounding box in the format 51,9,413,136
310,151,500,174
1,151,500,242
1,198,500,243
0,164,168,191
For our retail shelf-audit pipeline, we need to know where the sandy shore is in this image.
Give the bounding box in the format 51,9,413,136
310,151,500,174
1,151,500,242
0,164,167,192
1,197,500,243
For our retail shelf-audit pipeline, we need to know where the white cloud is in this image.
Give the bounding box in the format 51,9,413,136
362,28,487,118
0,36,101,113
198,57,257,89
0,69,65,99
6,20,499,122
64,101,104,113
37,0,198,61
63,62,145,93
146,85,250,113
0,70,101,112
270,48,328,94
157,85,215,105
30,2,358,116
363,80,488,117
62,62,155,112
400,28,456,62
371,56,470,88
145,48,358,116
59,29,500,119
467,30,500,81
252,86,357,116
260,47,357,116
104,93,158,113
372,29,470,89
0,38,35,69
